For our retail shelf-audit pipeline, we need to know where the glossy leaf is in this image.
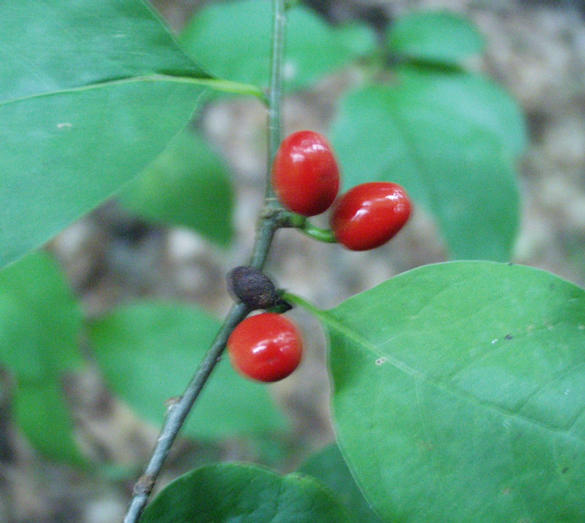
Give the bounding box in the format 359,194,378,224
0,252,83,382
299,444,383,522
120,129,234,246
317,261,585,521
387,10,485,65
331,68,526,260
179,0,375,91
0,0,210,269
0,252,85,463
88,303,286,440
142,462,351,522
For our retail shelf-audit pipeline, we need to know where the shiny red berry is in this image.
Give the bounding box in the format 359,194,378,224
272,130,340,216
227,313,302,382
330,182,412,251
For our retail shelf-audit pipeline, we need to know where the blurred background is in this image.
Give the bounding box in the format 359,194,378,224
2,0,585,521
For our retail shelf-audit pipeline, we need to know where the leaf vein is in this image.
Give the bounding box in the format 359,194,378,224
324,309,585,445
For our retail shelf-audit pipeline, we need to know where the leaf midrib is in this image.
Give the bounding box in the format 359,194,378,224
0,74,262,108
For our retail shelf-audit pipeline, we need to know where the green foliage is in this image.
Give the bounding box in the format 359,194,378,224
179,0,375,91
299,444,382,522
387,10,485,65
142,462,351,522
88,302,286,440
0,252,83,382
0,252,85,464
120,129,234,246
15,381,86,466
0,0,526,266
332,66,525,260
0,0,209,269
1,4,563,521
318,261,585,521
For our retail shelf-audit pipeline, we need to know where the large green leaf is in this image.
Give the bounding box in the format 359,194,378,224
119,129,234,246
313,262,585,521
179,0,375,91
142,462,351,522
299,444,383,522
0,252,85,463
0,0,210,269
331,68,526,260
387,10,485,66
88,303,286,440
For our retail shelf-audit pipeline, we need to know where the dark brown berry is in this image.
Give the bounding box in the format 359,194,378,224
227,266,279,310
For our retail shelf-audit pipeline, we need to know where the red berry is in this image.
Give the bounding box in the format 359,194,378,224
330,182,412,251
272,130,340,216
227,313,302,382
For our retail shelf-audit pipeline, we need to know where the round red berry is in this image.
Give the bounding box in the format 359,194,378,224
272,130,340,216
227,313,302,382
330,182,412,251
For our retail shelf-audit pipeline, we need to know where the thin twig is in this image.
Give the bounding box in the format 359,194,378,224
123,1,287,521
265,0,286,203
123,302,248,523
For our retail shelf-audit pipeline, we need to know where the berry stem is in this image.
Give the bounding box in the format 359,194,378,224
298,221,337,243
279,212,337,243
123,1,287,521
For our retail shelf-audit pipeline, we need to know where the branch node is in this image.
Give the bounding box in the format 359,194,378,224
133,474,156,496
164,396,182,411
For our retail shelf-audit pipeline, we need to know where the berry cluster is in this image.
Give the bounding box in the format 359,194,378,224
228,130,411,383
273,130,411,250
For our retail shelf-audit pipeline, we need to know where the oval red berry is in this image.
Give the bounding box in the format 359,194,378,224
227,313,302,383
272,130,340,216
330,182,412,251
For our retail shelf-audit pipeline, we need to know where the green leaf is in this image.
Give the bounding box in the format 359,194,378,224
331,68,526,260
0,252,86,464
299,444,383,522
15,381,86,466
88,303,286,440
317,261,585,521
0,252,83,382
398,66,527,157
387,10,485,65
179,0,376,91
119,129,234,246
0,0,210,269
142,462,351,522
